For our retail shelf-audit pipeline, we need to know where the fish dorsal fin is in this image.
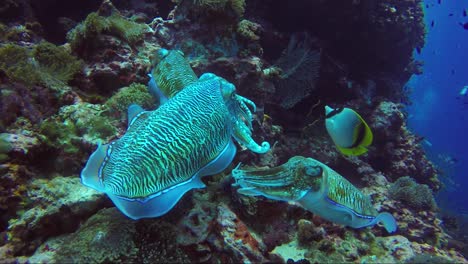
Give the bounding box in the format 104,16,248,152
127,104,148,127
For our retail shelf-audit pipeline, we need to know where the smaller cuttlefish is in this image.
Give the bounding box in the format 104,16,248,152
232,156,397,233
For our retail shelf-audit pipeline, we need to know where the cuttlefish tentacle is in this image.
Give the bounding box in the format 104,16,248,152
231,156,397,233
232,157,322,201
232,120,270,154
230,95,269,153
235,94,256,129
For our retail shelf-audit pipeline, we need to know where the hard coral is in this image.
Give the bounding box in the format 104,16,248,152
389,176,436,211
50,208,137,263
6,176,106,257
237,19,262,41
104,82,155,116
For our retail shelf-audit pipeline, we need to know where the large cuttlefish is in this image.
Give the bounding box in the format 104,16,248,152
81,73,270,220
232,156,397,233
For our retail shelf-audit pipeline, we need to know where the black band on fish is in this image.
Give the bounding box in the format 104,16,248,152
349,122,366,149
325,107,344,119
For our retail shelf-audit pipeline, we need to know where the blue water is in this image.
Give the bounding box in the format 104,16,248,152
407,0,468,214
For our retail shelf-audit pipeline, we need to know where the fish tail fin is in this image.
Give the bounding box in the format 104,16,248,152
374,212,397,233
80,143,109,192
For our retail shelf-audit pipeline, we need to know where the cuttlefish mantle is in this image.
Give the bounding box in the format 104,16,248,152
232,156,397,233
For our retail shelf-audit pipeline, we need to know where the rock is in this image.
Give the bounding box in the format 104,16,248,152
6,176,107,256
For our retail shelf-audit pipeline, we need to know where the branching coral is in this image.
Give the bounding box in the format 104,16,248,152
389,176,437,211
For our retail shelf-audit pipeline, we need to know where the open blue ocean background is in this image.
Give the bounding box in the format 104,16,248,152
407,0,468,215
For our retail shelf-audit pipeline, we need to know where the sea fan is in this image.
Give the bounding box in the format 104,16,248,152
273,33,321,109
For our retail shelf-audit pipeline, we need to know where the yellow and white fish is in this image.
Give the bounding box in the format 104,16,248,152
325,105,373,156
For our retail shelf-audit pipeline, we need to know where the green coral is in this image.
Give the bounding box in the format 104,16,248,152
39,103,117,154
237,19,261,41
104,83,155,114
193,0,245,17
0,42,82,88
67,12,147,52
39,119,80,154
0,134,12,163
389,176,437,211
32,41,83,86
107,14,147,43
53,208,137,263
86,115,117,139
0,44,40,85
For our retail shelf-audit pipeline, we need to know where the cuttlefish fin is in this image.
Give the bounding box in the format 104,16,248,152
127,104,146,127
108,173,206,220
371,212,397,233
148,73,168,104
198,139,236,176
80,142,109,192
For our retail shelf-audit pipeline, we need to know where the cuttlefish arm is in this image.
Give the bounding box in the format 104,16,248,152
231,95,270,154
232,156,323,201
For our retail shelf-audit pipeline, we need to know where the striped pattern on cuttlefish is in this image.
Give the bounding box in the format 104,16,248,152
81,73,270,219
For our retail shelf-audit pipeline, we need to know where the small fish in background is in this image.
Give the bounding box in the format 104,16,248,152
325,106,373,156
449,13,454,17
459,85,468,97
460,22,468,30
463,9,467,17
416,47,422,54
451,69,455,75
423,139,433,147
438,0,441,4
437,153,458,166
431,20,435,27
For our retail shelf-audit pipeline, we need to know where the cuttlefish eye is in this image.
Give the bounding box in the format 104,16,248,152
157,48,169,59
304,165,322,177
220,79,236,100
